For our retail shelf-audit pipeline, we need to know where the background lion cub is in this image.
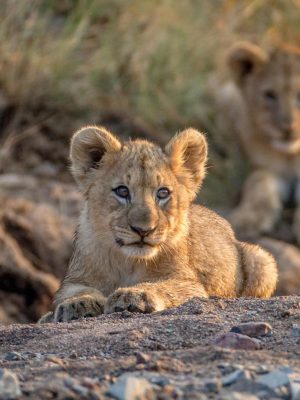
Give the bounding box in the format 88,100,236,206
40,126,277,323
217,41,300,242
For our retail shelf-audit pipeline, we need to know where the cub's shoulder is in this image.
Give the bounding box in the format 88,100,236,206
189,204,235,238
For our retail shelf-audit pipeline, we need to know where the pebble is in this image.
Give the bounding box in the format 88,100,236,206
214,332,261,350
221,392,259,400
135,352,150,365
205,379,221,393
256,369,290,390
292,324,300,337
230,322,272,337
107,374,154,400
64,377,89,397
3,352,23,361
0,368,21,399
222,369,251,386
290,382,300,400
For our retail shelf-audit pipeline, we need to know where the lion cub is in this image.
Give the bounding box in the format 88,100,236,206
216,42,300,242
39,126,277,323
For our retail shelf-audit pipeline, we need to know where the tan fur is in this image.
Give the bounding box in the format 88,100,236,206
216,41,300,241
39,126,277,323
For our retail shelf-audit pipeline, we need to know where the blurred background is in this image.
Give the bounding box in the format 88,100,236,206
1,0,300,324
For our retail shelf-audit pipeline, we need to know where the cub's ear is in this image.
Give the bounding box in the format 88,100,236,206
227,41,269,85
70,126,121,187
165,128,207,199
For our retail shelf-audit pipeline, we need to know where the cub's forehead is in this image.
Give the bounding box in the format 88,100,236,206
110,140,172,188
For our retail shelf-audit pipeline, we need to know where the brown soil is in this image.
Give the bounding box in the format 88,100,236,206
0,296,299,399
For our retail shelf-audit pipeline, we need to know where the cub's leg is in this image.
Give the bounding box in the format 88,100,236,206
40,284,106,323
239,242,278,298
230,169,282,240
105,279,208,314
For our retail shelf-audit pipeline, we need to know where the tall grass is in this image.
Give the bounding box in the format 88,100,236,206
1,0,300,204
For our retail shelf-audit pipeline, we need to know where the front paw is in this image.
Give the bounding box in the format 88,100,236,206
105,288,163,314
53,294,105,322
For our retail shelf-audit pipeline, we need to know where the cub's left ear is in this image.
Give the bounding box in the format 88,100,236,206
165,128,208,199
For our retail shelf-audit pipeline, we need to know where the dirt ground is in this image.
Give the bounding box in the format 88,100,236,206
0,296,299,399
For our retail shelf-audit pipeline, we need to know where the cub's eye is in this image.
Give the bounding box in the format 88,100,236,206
157,187,170,200
113,185,130,199
263,89,277,102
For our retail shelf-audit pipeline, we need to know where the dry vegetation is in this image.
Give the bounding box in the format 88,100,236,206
1,0,300,204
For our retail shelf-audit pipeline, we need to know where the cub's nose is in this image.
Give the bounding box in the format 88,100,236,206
130,225,156,238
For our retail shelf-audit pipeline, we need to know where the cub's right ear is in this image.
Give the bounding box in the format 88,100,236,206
227,41,268,85
70,126,121,188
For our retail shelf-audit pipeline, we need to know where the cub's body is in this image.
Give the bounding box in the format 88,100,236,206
39,126,277,323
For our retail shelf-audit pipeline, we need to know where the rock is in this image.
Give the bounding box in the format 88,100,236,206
291,382,300,400
205,379,221,393
3,352,22,361
230,322,272,337
256,369,290,390
107,374,154,400
221,392,259,400
135,352,150,364
64,377,89,397
292,324,300,336
214,332,261,350
222,369,251,386
0,368,21,399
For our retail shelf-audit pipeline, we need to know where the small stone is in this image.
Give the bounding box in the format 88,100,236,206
149,376,170,387
230,322,272,337
45,355,66,367
222,369,251,386
3,352,22,361
221,392,259,400
161,384,182,398
292,324,300,336
256,369,290,389
64,377,89,397
0,368,21,399
121,311,132,318
290,382,300,400
69,351,78,359
205,379,221,393
107,374,154,400
214,332,261,350
135,352,150,365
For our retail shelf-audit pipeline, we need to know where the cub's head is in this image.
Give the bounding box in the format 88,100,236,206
70,126,207,259
228,41,300,154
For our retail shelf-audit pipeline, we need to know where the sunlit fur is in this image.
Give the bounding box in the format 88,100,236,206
39,126,278,323
217,42,300,241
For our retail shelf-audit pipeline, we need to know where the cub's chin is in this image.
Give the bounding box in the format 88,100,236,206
120,244,159,259
272,137,300,154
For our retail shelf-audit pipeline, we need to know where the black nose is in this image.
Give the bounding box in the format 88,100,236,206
130,225,156,238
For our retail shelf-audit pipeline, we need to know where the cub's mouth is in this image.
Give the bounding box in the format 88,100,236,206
115,237,158,258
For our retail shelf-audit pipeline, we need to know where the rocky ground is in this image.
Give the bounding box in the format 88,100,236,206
0,296,299,399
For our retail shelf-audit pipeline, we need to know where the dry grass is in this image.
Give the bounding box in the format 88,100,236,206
1,0,300,205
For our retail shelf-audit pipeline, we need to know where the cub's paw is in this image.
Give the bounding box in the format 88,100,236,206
105,287,163,314
53,294,105,322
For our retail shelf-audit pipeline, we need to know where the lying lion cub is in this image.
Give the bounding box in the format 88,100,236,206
39,126,277,323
